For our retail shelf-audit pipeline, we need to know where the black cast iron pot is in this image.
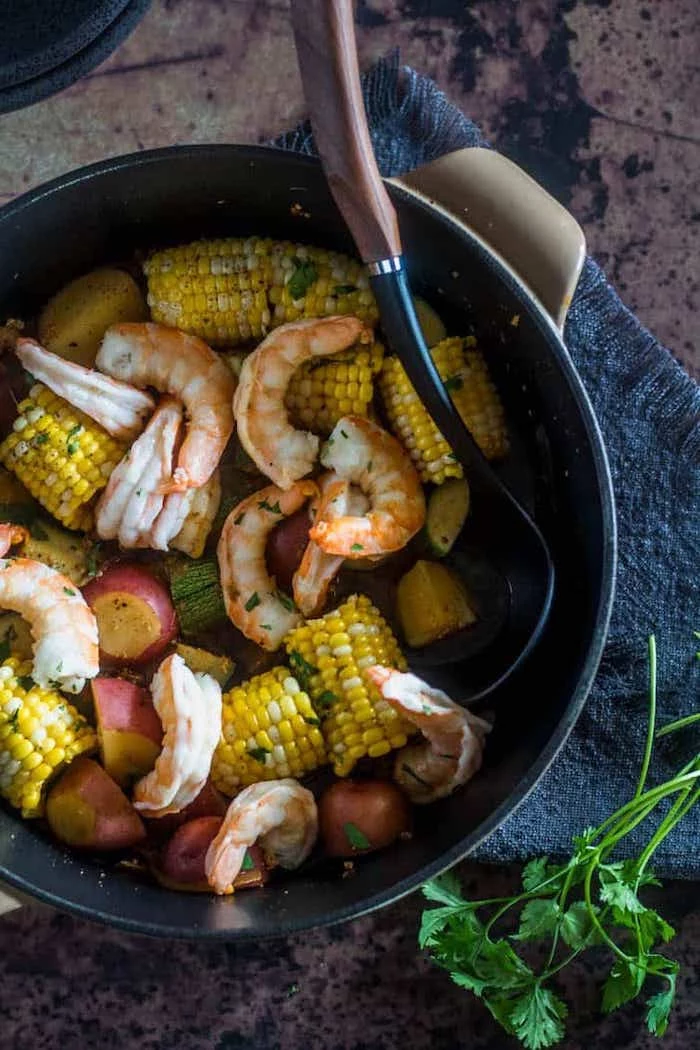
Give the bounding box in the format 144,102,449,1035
0,145,615,937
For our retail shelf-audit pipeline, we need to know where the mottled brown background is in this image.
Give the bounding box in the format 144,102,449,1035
0,2,698,1049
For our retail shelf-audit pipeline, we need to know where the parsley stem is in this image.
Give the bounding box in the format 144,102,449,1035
545,865,577,969
583,855,633,963
656,711,700,738
593,771,700,847
636,781,700,879
634,634,657,799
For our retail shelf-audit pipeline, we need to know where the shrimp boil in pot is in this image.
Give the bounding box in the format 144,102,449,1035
0,558,99,693
366,666,491,803
133,653,222,817
14,338,154,441
95,397,184,549
205,779,318,895
292,471,369,617
310,415,426,558
96,322,235,491
217,480,317,651
233,316,368,489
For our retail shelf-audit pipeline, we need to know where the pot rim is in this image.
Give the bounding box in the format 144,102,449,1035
0,144,617,937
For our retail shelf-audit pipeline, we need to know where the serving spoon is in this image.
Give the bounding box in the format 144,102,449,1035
290,0,555,700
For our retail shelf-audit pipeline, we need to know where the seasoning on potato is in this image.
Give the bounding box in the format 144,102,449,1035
38,267,148,367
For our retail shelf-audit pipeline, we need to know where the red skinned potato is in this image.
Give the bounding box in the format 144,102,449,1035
265,506,311,595
82,563,177,666
154,822,268,893
45,756,146,850
92,677,163,787
319,779,411,858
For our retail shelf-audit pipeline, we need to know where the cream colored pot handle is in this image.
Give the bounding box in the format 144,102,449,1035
0,886,23,916
392,147,586,332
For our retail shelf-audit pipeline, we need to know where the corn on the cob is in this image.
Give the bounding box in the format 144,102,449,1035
378,337,509,484
285,338,384,435
284,594,411,776
212,665,327,795
0,385,126,531
144,237,379,347
0,657,96,817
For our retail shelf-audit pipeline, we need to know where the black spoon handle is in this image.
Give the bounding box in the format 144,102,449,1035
290,0,533,503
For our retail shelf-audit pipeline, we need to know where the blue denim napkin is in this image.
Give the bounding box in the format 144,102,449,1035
277,54,700,877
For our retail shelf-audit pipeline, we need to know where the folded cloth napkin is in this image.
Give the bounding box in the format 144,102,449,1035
277,53,700,878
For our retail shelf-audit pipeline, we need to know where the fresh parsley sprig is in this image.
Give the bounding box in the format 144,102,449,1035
419,635,699,1048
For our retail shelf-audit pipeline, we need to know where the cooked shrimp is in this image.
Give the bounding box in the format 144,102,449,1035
234,316,368,489
95,397,183,549
205,779,318,895
0,557,98,693
310,415,426,557
217,481,317,651
366,666,491,803
133,653,222,817
168,469,221,558
14,338,154,440
0,524,28,557
293,472,369,617
96,322,235,490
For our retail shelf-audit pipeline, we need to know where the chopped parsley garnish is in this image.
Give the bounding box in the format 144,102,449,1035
33,433,49,446
443,374,463,393
248,745,270,764
315,689,338,710
340,429,349,439
234,512,246,526
67,424,82,438
8,707,20,731
17,675,35,691
66,440,79,456
63,587,76,596
258,499,282,514
277,591,296,612
333,284,356,296
245,592,261,612
303,715,321,727
288,650,318,689
351,543,364,552
260,623,272,631
287,258,318,300
0,638,10,663
344,822,371,850
241,851,256,872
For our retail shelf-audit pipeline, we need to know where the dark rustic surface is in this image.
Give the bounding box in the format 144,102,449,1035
0,2,698,1048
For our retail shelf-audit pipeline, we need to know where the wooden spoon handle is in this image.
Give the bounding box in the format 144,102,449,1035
290,0,402,264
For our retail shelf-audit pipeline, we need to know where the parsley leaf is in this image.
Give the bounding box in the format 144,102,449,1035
244,592,261,612
521,857,550,892
444,374,463,393
258,499,282,514
333,284,356,295
514,899,561,942
315,689,337,710
510,986,568,1050
418,635,697,1049
287,259,318,300
17,675,34,691
241,851,256,871
645,982,676,1037
63,587,76,596
350,543,364,552
288,650,317,690
277,591,295,612
343,822,370,850
248,746,270,764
